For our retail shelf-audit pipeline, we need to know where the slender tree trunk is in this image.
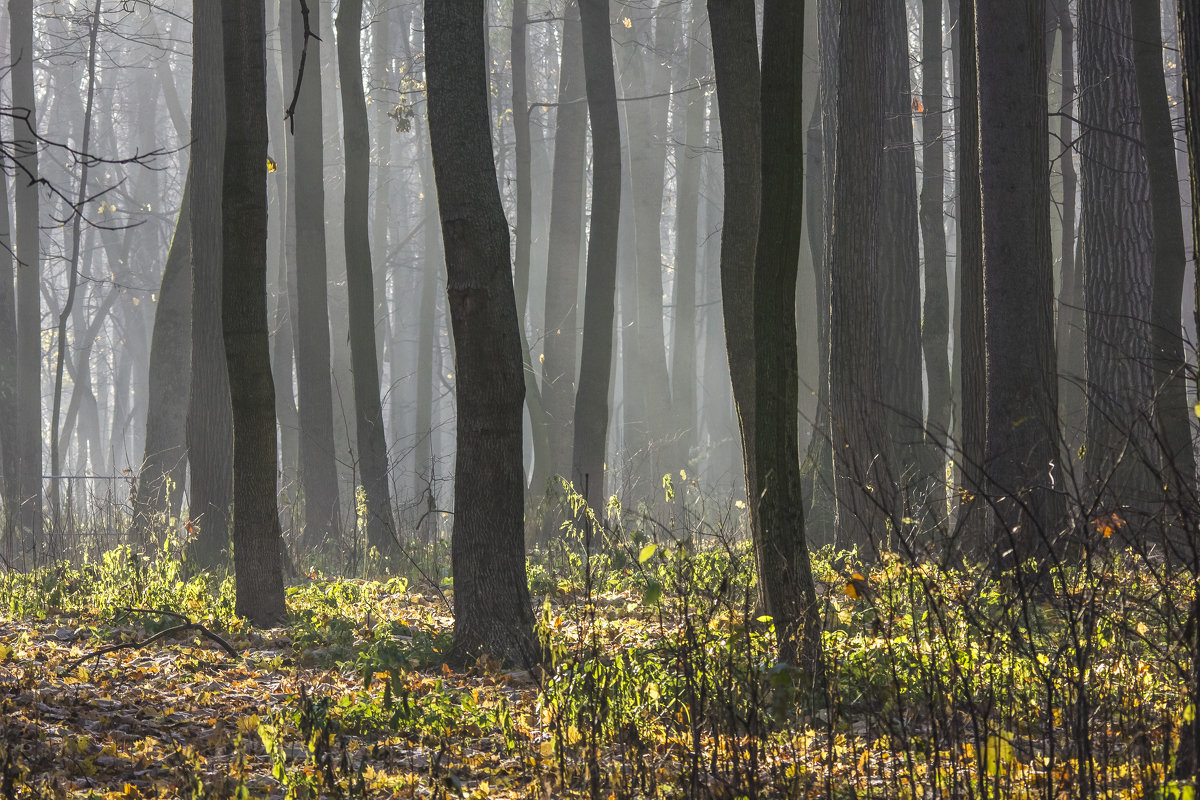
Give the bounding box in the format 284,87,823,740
541,2,588,497
132,174,192,539
292,0,342,547
414,128,440,542
829,1,893,553
752,0,825,684
0,116,19,560
920,0,951,455
707,0,760,522
1055,6,1085,444
425,0,540,668
337,0,399,562
9,0,43,556
977,0,1063,565
572,0,624,513
50,0,102,524
221,0,286,626
1132,0,1196,496
188,0,235,567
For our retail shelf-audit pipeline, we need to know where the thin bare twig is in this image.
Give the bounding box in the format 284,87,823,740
59,609,238,676
284,0,322,133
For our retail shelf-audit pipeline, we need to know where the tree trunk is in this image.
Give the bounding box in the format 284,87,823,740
540,1,588,496
752,0,826,685
977,0,1063,565
0,110,20,561
292,0,342,548
187,0,235,568
9,0,43,557
571,0,624,513
425,0,540,668
221,0,286,626
132,173,193,540
1079,0,1159,508
1132,0,1196,497
337,0,399,562
829,1,894,553
706,0,760,522
1055,6,1085,446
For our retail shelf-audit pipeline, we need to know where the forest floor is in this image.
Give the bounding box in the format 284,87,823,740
0,536,1195,799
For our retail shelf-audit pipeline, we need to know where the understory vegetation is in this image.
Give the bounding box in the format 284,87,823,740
0,483,1195,800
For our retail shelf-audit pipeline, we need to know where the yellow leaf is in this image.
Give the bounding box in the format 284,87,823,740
237,714,260,734
267,156,278,173
539,740,554,757
621,16,632,28
0,644,10,662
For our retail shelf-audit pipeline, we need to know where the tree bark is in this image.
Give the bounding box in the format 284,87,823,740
976,0,1063,564
187,0,235,568
426,0,540,667
571,0,624,513
292,0,342,548
337,0,399,562
221,0,286,626
1132,0,1196,496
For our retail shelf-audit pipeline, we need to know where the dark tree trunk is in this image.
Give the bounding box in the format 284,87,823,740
977,0,1063,564
752,0,825,684
9,0,43,556
221,0,286,626
541,2,588,495
425,0,540,667
1080,0,1159,507
292,0,342,547
188,0,235,568
1055,6,1085,444
829,1,894,553
706,0,760,518
1132,0,1196,496
336,0,399,562
571,0,624,513
920,0,951,454
132,174,193,539
956,0,986,550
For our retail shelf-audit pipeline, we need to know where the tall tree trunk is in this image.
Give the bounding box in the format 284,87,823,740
1132,0,1196,497
9,0,43,556
706,0,760,522
752,0,825,684
0,117,18,561
425,0,540,668
669,0,708,466
1055,6,1085,445
541,1,588,498
977,0,1063,564
188,0,235,568
221,0,286,626
132,174,193,540
829,0,894,553
292,0,342,547
50,0,102,524
571,0,624,513
337,0,399,562
413,128,440,542
1080,0,1159,507
920,0,951,457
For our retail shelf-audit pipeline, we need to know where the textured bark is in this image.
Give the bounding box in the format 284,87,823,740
221,0,286,626
540,3,588,491
187,0,234,567
706,0,760,516
879,0,926,463
1132,0,1196,494
920,0,951,454
8,0,43,553
337,0,399,561
956,0,986,548
132,174,193,538
977,0,1063,564
425,0,539,668
752,0,825,682
292,0,342,547
669,0,708,463
829,2,893,553
571,0,624,513
1079,0,1159,505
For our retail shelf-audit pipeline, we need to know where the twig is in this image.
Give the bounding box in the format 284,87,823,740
59,613,238,676
284,0,322,134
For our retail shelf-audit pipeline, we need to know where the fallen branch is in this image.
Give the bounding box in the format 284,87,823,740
59,610,238,677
